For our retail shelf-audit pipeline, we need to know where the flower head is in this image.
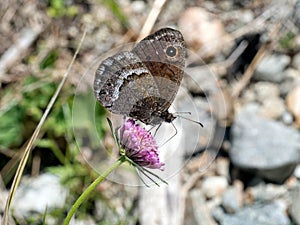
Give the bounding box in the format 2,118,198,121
119,118,165,170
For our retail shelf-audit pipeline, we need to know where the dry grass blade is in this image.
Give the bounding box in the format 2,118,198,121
136,0,167,41
178,172,203,224
1,29,87,225
231,21,282,98
231,42,269,98
0,27,44,83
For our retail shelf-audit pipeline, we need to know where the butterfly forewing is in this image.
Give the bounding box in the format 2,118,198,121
132,28,186,112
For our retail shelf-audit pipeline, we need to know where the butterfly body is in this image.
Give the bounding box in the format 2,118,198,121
94,28,186,125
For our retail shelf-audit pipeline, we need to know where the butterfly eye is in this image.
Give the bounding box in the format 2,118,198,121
166,46,178,57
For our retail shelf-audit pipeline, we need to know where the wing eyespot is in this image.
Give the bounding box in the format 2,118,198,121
165,46,178,58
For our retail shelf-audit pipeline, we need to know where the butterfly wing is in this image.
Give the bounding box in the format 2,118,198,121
94,51,161,122
132,28,186,112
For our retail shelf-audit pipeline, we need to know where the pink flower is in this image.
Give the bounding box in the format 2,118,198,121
119,118,165,170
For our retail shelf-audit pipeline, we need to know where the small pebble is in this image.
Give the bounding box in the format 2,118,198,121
219,201,290,225
254,82,280,100
254,54,291,82
246,183,288,202
282,111,294,125
290,185,300,225
202,176,228,198
259,97,285,119
222,180,244,213
292,52,300,70
294,164,300,179
131,1,146,13
178,7,229,58
286,85,300,127
216,157,230,179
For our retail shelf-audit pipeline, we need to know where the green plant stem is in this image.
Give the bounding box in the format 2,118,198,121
63,158,124,225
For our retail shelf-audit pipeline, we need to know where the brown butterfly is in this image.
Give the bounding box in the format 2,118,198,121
94,28,187,126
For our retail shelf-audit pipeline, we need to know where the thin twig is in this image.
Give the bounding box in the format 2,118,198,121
0,26,44,83
178,170,205,224
231,42,269,98
0,132,44,180
231,20,282,98
1,29,87,225
0,147,17,158
136,0,167,41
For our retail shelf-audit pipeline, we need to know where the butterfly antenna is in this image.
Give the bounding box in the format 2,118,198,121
173,112,203,127
177,115,204,127
174,111,192,115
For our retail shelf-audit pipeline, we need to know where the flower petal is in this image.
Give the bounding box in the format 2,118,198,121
119,118,164,170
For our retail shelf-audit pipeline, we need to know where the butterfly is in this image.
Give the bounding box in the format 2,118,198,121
94,27,187,126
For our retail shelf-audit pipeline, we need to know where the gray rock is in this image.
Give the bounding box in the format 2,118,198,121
252,82,285,119
181,65,227,160
95,182,138,224
280,68,300,96
282,111,294,125
212,206,226,222
254,54,290,82
0,188,8,212
217,201,290,225
222,189,240,213
293,1,300,27
259,97,285,119
296,35,300,50
254,82,280,100
130,0,146,13
290,185,300,225
230,106,300,182
294,164,300,179
242,88,256,103
222,181,243,213
216,157,230,179
184,190,218,225
183,66,218,94
292,52,300,70
246,183,288,202
202,176,228,199
175,93,215,154
174,85,224,174
11,173,68,222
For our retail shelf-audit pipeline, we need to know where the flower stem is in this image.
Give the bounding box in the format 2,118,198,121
63,158,124,225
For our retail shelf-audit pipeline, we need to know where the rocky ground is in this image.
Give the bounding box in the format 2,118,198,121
1,0,300,224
